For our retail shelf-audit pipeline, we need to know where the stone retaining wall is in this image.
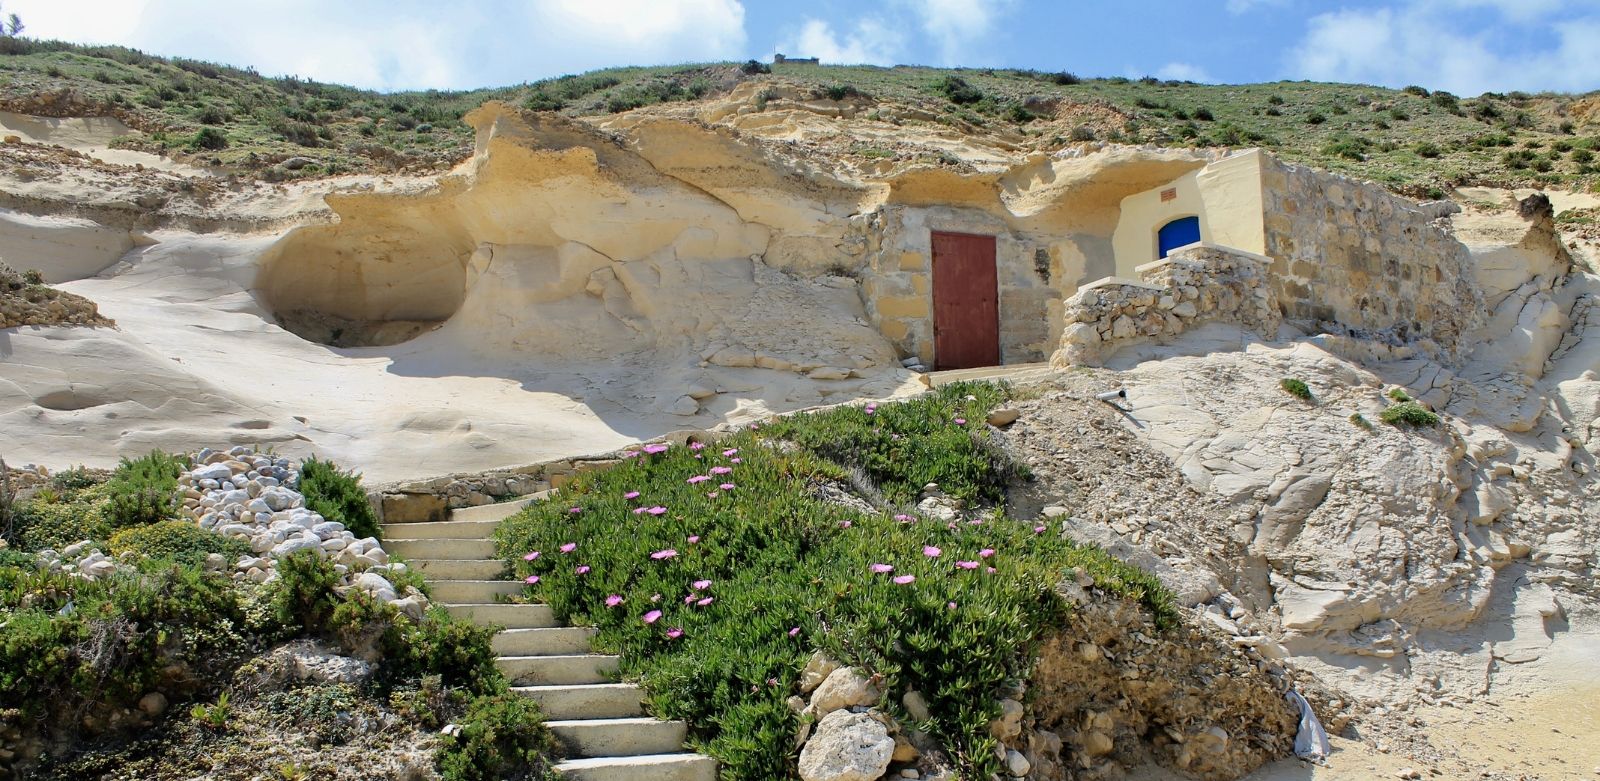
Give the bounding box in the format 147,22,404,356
371,430,725,523
1050,244,1281,367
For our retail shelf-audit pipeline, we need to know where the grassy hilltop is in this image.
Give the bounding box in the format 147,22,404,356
2,37,1598,195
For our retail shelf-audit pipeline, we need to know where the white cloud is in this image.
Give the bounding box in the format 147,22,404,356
3,0,749,90
1156,62,1214,83
1288,1,1600,95
1225,0,1287,14
904,0,1016,64
777,18,905,65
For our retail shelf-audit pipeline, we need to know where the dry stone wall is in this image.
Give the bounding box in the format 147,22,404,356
1259,156,1482,353
1050,244,1281,367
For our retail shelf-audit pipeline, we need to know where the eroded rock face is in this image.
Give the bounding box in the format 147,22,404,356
798,710,895,781
1027,601,1298,781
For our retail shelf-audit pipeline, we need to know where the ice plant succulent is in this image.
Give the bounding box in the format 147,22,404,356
893,575,916,585
651,548,678,560
559,542,577,553
870,563,894,573
923,545,942,558
643,610,663,624
523,551,540,561
605,594,624,607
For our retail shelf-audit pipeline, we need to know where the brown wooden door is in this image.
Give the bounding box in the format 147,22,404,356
931,231,999,370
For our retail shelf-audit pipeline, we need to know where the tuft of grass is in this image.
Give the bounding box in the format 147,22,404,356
1279,378,1313,401
1379,401,1439,427
495,382,1173,780
1387,387,1413,402
1349,413,1373,431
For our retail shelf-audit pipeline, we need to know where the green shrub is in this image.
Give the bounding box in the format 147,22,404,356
1266,94,1285,106
1279,378,1313,401
438,693,558,781
496,382,1173,780
299,457,380,540
1192,106,1214,121
1350,413,1373,430
740,59,770,75
818,83,866,101
189,126,228,151
1414,141,1442,158
936,75,984,105
1069,125,1096,142
105,450,185,529
1305,111,1326,125
108,520,249,565
1402,85,1430,97
266,549,343,636
10,483,113,551
1380,401,1439,427
1388,387,1413,402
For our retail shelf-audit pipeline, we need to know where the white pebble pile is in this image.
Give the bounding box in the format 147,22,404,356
180,445,428,618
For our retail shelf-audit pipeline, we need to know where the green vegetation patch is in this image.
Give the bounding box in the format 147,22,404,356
1380,401,1441,427
108,519,251,566
496,382,1174,780
299,456,381,541
1279,378,1313,401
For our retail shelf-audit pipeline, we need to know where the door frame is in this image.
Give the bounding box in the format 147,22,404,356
930,230,1000,370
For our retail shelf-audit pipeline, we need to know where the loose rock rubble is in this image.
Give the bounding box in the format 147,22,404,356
0,260,113,329
179,446,426,617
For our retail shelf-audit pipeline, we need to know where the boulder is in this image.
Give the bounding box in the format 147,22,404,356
798,709,895,781
810,667,881,715
800,651,842,693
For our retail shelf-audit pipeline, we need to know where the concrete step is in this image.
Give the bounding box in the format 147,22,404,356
425,580,522,603
491,626,597,656
410,559,506,580
380,519,499,539
553,753,718,781
497,653,619,686
442,602,557,629
450,495,543,523
512,682,644,720
387,538,497,560
546,717,687,758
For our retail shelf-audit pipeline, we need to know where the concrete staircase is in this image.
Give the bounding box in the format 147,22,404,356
385,498,717,781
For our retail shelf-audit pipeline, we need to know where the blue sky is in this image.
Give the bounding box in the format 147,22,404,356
10,0,1600,95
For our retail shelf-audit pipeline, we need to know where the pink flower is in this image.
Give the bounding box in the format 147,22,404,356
954,417,966,425
979,548,995,558
647,506,668,515
643,610,662,624
706,491,719,498
525,575,540,584
696,597,714,607
838,520,853,529
722,448,738,457
560,543,577,554
605,594,624,607
922,545,942,558
947,602,958,610
870,563,894,574
625,491,641,499
749,422,760,429
864,404,876,415
666,627,684,639
651,549,678,560
690,441,706,450
633,507,648,514
643,443,669,454
986,567,997,574
891,433,901,440
730,457,742,464
720,483,735,491
623,450,640,459
788,626,801,637
967,518,984,525
693,579,712,590
893,575,916,585
710,466,732,475
576,565,591,575
955,560,980,569
894,514,913,523
688,475,710,484
568,507,582,514
767,677,779,687
684,594,696,604
523,551,541,561
1034,525,1047,534
687,535,701,544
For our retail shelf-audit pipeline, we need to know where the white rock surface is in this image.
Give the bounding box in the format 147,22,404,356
798,710,895,781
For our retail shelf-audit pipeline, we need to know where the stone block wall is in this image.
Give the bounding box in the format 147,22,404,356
1258,156,1482,352
858,205,1067,367
1050,244,1281,367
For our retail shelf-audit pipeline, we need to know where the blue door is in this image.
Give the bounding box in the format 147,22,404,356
1157,216,1201,258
